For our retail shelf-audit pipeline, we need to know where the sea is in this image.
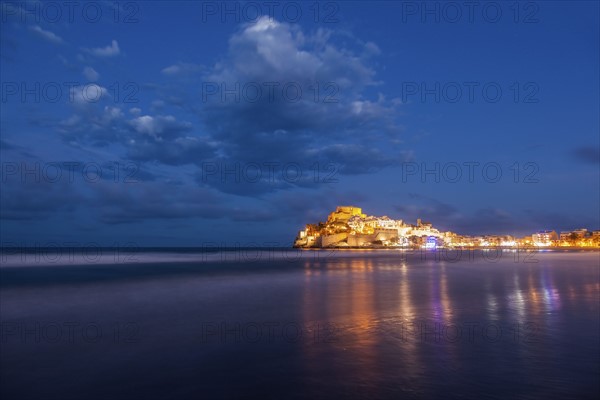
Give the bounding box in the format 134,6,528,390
1,248,599,399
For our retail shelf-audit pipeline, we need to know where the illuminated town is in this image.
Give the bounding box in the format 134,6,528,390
294,206,600,249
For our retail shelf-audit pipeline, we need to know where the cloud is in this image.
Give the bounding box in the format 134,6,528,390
68,84,109,108
393,194,525,234
392,193,593,236
363,41,381,56
161,63,204,76
54,18,404,198
0,178,82,220
124,115,215,165
0,164,214,223
193,17,402,195
572,146,600,164
394,200,518,235
127,136,214,166
88,181,224,224
84,40,120,57
317,144,399,174
58,99,215,165
59,101,124,140
83,66,100,81
129,115,192,140
0,139,14,150
29,25,63,44
270,188,370,224
394,196,461,228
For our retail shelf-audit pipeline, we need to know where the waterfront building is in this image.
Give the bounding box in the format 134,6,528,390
532,230,558,246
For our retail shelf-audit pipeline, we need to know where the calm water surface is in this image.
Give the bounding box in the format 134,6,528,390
1,249,599,399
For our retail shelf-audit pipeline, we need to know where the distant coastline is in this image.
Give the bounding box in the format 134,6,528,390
294,206,600,249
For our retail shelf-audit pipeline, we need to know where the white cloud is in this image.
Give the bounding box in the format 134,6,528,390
246,17,279,32
151,100,165,111
130,116,157,137
129,115,192,141
82,67,100,81
85,40,120,57
161,63,204,76
69,84,109,107
193,17,403,191
220,16,321,81
58,105,121,136
364,41,381,56
208,16,377,94
59,115,82,130
204,16,387,126
161,65,181,75
29,25,63,44
55,17,400,187
102,106,124,122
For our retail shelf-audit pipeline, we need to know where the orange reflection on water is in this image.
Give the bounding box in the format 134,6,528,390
527,271,543,318
396,261,423,379
299,257,406,397
509,272,527,325
434,265,454,325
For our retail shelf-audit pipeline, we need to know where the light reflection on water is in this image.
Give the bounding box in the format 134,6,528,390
296,251,598,398
0,250,598,399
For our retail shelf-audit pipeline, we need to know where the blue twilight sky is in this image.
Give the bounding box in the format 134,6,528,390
1,1,598,246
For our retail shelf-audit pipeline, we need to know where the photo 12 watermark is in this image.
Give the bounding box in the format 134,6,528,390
200,1,340,23
0,320,141,344
199,320,339,344
200,161,339,185
196,319,541,345
201,81,339,104
1,162,142,184
1,82,139,104
417,247,540,264
397,1,540,24
390,320,540,344
400,81,540,104
1,1,140,24
399,161,540,184
0,242,142,265
198,242,341,262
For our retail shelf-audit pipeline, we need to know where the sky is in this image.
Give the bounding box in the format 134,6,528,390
1,0,599,246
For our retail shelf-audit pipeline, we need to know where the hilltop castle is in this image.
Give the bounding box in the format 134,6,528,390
293,206,441,248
